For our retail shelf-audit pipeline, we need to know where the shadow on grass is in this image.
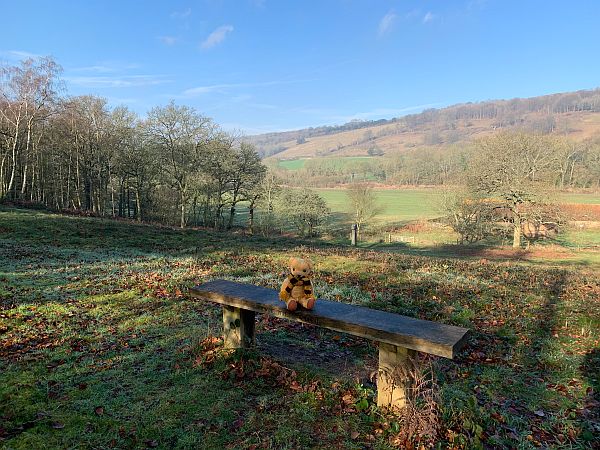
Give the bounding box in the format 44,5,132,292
581,348,600,438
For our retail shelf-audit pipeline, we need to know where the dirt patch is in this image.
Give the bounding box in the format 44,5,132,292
561,204,600,221
436,244,578,261
256,316,378,383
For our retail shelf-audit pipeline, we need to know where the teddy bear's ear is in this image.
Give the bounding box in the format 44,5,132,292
306,259,313,270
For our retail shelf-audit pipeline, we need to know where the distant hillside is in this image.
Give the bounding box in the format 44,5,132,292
245,88,600,159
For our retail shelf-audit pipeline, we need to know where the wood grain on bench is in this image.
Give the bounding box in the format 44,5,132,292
190,279,469,359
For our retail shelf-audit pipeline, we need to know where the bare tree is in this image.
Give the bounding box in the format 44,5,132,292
345,183,382,240
196,132,236,230
469,132,558,248
276,188,330,237
252,170,281,236
145,101,213,228
0,57,61,200
437,188,495,244
226,142,266,229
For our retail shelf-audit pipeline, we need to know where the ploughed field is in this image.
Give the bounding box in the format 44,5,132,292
0,207,598,449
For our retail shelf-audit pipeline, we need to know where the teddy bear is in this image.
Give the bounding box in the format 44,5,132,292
279,257,316,311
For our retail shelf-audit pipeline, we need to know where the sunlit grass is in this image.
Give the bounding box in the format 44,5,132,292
1,206,599,448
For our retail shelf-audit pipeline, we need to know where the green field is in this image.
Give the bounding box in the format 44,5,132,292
316,188,441,223
313,188,600,225
1,207,599,448
557,192,600,204
278,159,307,170
278,156,378,171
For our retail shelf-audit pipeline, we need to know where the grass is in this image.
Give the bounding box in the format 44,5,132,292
1,207,599,449
316,188,442,223
278,156,379,171
278,159,307,170
313,187,600,226
557,193,600,205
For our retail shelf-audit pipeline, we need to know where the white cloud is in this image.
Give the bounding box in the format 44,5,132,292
201,25,234,50
71,62,140,73
378,11,397,37
423,12,435,23
295,104,442,123
0,50,42,61
183,83,238,96
170,8,191,19
64,75,171,88
181,79,300,97
159,36,178,46
105,96,138,105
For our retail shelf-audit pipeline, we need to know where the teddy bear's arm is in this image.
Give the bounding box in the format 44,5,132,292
279,277,294,300
302,280,314,298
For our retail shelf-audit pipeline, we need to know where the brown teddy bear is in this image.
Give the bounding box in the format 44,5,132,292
279,257,316,311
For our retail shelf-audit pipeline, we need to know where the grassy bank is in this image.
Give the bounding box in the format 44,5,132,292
1,207,598,448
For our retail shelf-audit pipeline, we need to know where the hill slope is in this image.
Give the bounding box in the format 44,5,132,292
245,88,600,159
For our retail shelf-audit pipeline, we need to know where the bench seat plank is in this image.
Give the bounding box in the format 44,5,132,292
190,280,468,359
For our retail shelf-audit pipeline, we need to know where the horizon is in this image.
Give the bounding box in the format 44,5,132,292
2,0,600,134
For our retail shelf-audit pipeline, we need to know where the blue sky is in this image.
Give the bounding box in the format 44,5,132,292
2,0,599,134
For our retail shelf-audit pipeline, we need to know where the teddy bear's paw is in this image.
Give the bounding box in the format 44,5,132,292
304,297,315,310
279,291,289,301
287,299,297,311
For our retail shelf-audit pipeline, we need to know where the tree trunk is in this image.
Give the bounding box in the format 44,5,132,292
248,203,255,235
180,192,186,228
0,152,6,199
512,209,522,249
135,189,142,222
21,162,28,197
227,205,236,230
7,127,19,198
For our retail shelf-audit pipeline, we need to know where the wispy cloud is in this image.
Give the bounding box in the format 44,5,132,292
295,104,442,124
201,25,234,50
181,78,305,97
0,50,42,61
105,96,139,105
422,12,435,23
378,11,397,37
71,62,140,73
170,8,191,19
183,83,242,96
64,75,171,88
158,36,178,46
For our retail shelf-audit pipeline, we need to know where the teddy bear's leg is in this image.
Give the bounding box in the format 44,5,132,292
297,296,315,310
286,298,298,311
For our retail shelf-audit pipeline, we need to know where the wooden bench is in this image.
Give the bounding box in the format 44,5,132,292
189,279,469,409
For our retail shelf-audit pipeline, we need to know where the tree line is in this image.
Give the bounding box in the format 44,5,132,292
0,57,273,230
271,136,600,189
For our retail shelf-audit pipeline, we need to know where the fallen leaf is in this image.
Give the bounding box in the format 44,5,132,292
51,421,65,429
350,431,359,440
95,406,104,416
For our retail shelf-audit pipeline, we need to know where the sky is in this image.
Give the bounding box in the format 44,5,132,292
1,0,599,134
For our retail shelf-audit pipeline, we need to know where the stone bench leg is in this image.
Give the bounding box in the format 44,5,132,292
377,342,416,409
222,306,255,349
